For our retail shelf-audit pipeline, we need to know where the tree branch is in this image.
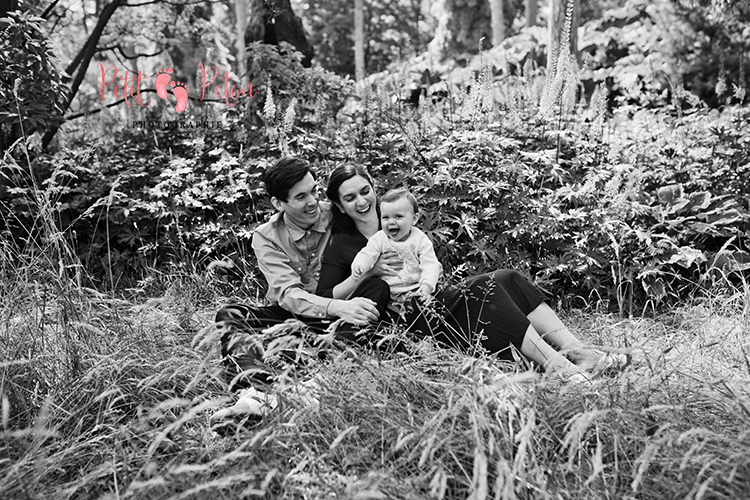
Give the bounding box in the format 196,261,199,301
65,0,126,78
124,0,220,7
64,89,231,120
65,97,130,120
117,45,164,59
45,0,127,150
96,44,164,59
41,0,61,19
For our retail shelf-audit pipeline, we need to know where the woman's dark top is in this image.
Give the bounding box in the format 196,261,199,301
316,230,370,299
316,228,547,360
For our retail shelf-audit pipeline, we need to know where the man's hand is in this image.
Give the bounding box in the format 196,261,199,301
370,250,402,277
328,297,380,325
417,284,433,296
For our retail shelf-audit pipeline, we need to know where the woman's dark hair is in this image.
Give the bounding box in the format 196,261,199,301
326,163,376,234
263,157,316,201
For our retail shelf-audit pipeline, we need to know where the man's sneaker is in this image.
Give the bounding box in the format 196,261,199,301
210,387,278,435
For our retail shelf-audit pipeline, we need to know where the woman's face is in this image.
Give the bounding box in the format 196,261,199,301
335,174,377,227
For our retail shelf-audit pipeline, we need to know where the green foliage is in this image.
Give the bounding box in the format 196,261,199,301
339,51,750,311
3,293,750,498
0,10,68,151
582,0,749,108
245,41,353,135
669,0,750,106
3,17,750,310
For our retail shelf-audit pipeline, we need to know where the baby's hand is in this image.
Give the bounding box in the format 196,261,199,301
351,265,364,281
410,284,434,305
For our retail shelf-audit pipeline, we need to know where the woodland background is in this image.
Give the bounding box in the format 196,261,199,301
1,0,750,499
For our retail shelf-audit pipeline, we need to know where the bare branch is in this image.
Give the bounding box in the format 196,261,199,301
41,0,62,19
45,0,128,149
64,89,231,120
96,44,164,59
117,46,164,59
124,0,221,7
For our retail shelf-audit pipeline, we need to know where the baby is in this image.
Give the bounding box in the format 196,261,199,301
351,189,442,305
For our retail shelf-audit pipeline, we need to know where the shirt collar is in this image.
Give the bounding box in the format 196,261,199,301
278,203,330,241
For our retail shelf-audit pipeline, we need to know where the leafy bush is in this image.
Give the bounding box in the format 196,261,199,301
345,56,750,311
2,28,749,311
0,10,68,152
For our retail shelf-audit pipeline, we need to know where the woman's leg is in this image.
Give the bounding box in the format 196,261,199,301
519,323,580,374
526,302,627,369
526,302,586,352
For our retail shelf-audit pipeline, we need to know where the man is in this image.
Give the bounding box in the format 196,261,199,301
215,157,391,392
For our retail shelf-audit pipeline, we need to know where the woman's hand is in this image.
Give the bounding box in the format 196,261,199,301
369,250,402,277
328,297,380,325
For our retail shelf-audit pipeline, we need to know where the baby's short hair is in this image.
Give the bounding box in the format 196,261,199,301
380,188,419,213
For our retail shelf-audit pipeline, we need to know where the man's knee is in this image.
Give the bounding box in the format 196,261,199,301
215,304,248,324
367,277,390,302
354,277,390,316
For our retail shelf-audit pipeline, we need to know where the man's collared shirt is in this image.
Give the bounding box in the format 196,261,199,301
251,202,332,318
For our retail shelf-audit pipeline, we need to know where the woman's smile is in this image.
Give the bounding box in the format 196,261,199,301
336,175,378,225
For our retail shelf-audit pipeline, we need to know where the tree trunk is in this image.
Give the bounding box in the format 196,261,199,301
354,0,365,81
547,0,579,71
235,0,248,86
246,0,314,67
43,0,127,150
525,0,537,27
489,0,504,46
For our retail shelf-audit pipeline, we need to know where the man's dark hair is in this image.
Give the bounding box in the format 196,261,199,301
263,157,316,202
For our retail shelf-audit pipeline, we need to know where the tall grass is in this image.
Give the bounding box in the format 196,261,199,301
2,256,748,499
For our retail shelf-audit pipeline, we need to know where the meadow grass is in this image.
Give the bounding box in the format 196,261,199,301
1,260,748,499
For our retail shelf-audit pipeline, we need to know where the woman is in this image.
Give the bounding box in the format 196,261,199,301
316,163,624,378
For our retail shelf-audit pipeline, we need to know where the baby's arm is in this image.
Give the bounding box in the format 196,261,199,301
351,232,388,281
415,230,442,294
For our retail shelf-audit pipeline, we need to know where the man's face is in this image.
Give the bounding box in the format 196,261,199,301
380,197,419,242
273,172,321,229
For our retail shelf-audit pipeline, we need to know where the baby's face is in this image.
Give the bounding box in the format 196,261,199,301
380,197,418,242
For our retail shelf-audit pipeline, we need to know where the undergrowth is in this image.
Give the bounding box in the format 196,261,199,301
2,274,749,499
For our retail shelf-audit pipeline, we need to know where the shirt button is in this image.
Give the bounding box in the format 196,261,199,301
297,267,302,272
311,252,316,257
